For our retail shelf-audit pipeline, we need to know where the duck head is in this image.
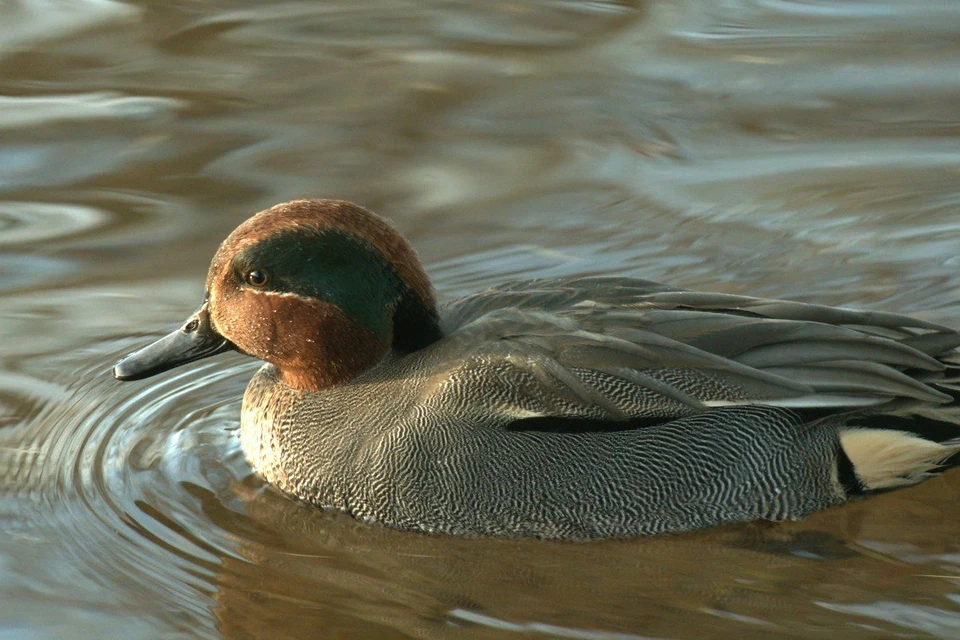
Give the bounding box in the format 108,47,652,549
113,199,440,391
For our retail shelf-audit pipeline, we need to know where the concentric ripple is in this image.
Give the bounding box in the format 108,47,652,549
0,201,115,295
0,202,108,247
0,340,259,636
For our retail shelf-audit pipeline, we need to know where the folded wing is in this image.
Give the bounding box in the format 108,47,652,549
427,277,960,426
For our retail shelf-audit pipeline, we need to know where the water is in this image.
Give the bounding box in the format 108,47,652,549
2,0,960,638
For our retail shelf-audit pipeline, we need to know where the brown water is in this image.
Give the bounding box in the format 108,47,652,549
2,1,960,638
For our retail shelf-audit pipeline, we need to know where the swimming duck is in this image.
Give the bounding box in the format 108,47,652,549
114,199,960,539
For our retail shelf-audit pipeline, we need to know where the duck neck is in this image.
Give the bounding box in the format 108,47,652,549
280,359,383,393
392,287,442,353
278,316,389,391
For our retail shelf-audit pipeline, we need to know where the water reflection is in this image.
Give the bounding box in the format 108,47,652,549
0,0,138,54
0,201,107,246
1,0,960,637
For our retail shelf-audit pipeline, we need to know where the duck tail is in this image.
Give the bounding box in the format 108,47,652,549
839,428,960,491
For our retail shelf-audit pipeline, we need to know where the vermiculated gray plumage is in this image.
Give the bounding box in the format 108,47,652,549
240,277,960,539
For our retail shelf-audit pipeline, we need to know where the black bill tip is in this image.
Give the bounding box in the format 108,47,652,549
113,302,233,381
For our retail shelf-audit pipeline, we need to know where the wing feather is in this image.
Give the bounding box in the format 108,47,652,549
428,277,959,430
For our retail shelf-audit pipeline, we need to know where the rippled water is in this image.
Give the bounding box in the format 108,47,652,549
2,1,960,638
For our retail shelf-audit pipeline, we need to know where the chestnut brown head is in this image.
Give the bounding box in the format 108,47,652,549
114,199,440,391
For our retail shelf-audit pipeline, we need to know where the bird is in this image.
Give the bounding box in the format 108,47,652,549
113,199,960,539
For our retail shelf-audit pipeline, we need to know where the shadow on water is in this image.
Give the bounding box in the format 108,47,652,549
1,0,960,638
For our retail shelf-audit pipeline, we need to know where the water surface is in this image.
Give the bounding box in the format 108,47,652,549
2,1,960,638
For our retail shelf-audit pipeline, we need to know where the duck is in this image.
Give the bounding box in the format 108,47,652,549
113,199,960,539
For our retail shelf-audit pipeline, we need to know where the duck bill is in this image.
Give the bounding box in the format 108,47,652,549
113,302,233,381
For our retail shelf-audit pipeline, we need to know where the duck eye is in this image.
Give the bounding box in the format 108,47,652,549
245,270,269,287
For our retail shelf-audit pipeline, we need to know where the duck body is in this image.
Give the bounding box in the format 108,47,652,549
239,343,844,539
115,200,960,539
